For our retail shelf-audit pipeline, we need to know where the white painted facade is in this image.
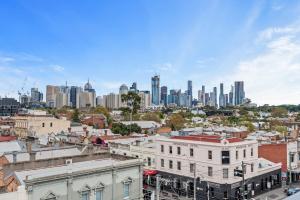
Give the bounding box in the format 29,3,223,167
5,158,143,200
109,136,158,170
155,137,281,184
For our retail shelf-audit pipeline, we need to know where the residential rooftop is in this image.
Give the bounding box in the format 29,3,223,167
171,135,244,143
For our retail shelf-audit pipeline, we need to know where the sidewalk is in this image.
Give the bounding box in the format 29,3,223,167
254,187,286,200
254,183,300,200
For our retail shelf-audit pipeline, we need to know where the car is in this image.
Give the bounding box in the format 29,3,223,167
287,188,300,196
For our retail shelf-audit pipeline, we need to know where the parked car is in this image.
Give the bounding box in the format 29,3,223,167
287,188,300,196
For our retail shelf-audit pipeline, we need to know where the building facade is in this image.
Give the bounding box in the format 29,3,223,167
151,135,281,200
2,158,143,200
13,115,71,137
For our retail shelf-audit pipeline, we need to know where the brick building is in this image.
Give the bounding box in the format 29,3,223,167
258,141,299,182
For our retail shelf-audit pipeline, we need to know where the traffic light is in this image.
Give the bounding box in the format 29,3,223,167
234,169,243,177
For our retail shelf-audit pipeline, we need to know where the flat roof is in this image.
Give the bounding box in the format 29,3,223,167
171,135,243,143
14,158,140,185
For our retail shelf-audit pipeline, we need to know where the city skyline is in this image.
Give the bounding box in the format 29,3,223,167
1,0,300,105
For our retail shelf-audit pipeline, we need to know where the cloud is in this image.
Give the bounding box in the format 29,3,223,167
0,56,15,63
51,65,65,72
257,27,297,42
229,25,300,105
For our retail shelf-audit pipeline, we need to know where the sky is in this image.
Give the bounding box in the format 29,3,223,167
0,0,300,105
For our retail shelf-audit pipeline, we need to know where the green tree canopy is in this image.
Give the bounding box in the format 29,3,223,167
71,109,80,123
121,91,141,114
166,113,186,131
141,112,161,123
271,107,288,118
111,123,142,136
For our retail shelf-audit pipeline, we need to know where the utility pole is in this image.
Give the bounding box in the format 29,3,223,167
242,161,245,200
289,152,293,186
207,182,210,200
194,163,197,200
156,174,160,200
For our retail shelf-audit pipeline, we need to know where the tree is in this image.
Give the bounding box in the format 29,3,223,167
271,107,288,118
166,113,186,131
245,122,255,132
141,112,161,123
71,109,80,123
121,91,141,114
90,106,110,118
111,123,142,136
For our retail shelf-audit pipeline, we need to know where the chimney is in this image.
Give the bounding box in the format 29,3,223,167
104,129,108,136
29,152,36,161
68,127,71,133
12,152,17,163
26,142,32,153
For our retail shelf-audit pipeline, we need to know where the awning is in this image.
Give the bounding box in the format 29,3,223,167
143,170,158,176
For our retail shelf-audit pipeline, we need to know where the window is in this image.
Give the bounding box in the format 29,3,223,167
169,160,173,169
95,191,103,200
223,168,229,178
147,157,151,166
42,123,45,127
243,149,246,158
251,163,254,172
190,163,195,173
161,159,164,167
290,153,295,162
208,150,212,160
236,150,239,160
161,145,164,153
251,148,253,157
169,146,173,154
177,147,181,155
79,185,91,200
177,161,181,170
50,122,53,127
224,191,228,199
123,183,130,199
210,187,215,197
208,167,213,176
221,151,230,164
190,148,194,157
81,192,89,200
94,182,105,200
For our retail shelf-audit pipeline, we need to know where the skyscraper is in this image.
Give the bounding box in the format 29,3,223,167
151,75,160,105
30,88,43,102
213,87,218,107
46,85,60,108
70,86,81,108
229,85,234,106
129,82,138,93
187,80,192,98
119,84,129,95
160,86,168,106
168,89,180,106
219,83,225,108
201,85,206,105
234,81,245,105
187,80,193,107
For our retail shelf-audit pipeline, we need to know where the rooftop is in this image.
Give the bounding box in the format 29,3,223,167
14,158,140,185
0,135,17,142
171,135,243,143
